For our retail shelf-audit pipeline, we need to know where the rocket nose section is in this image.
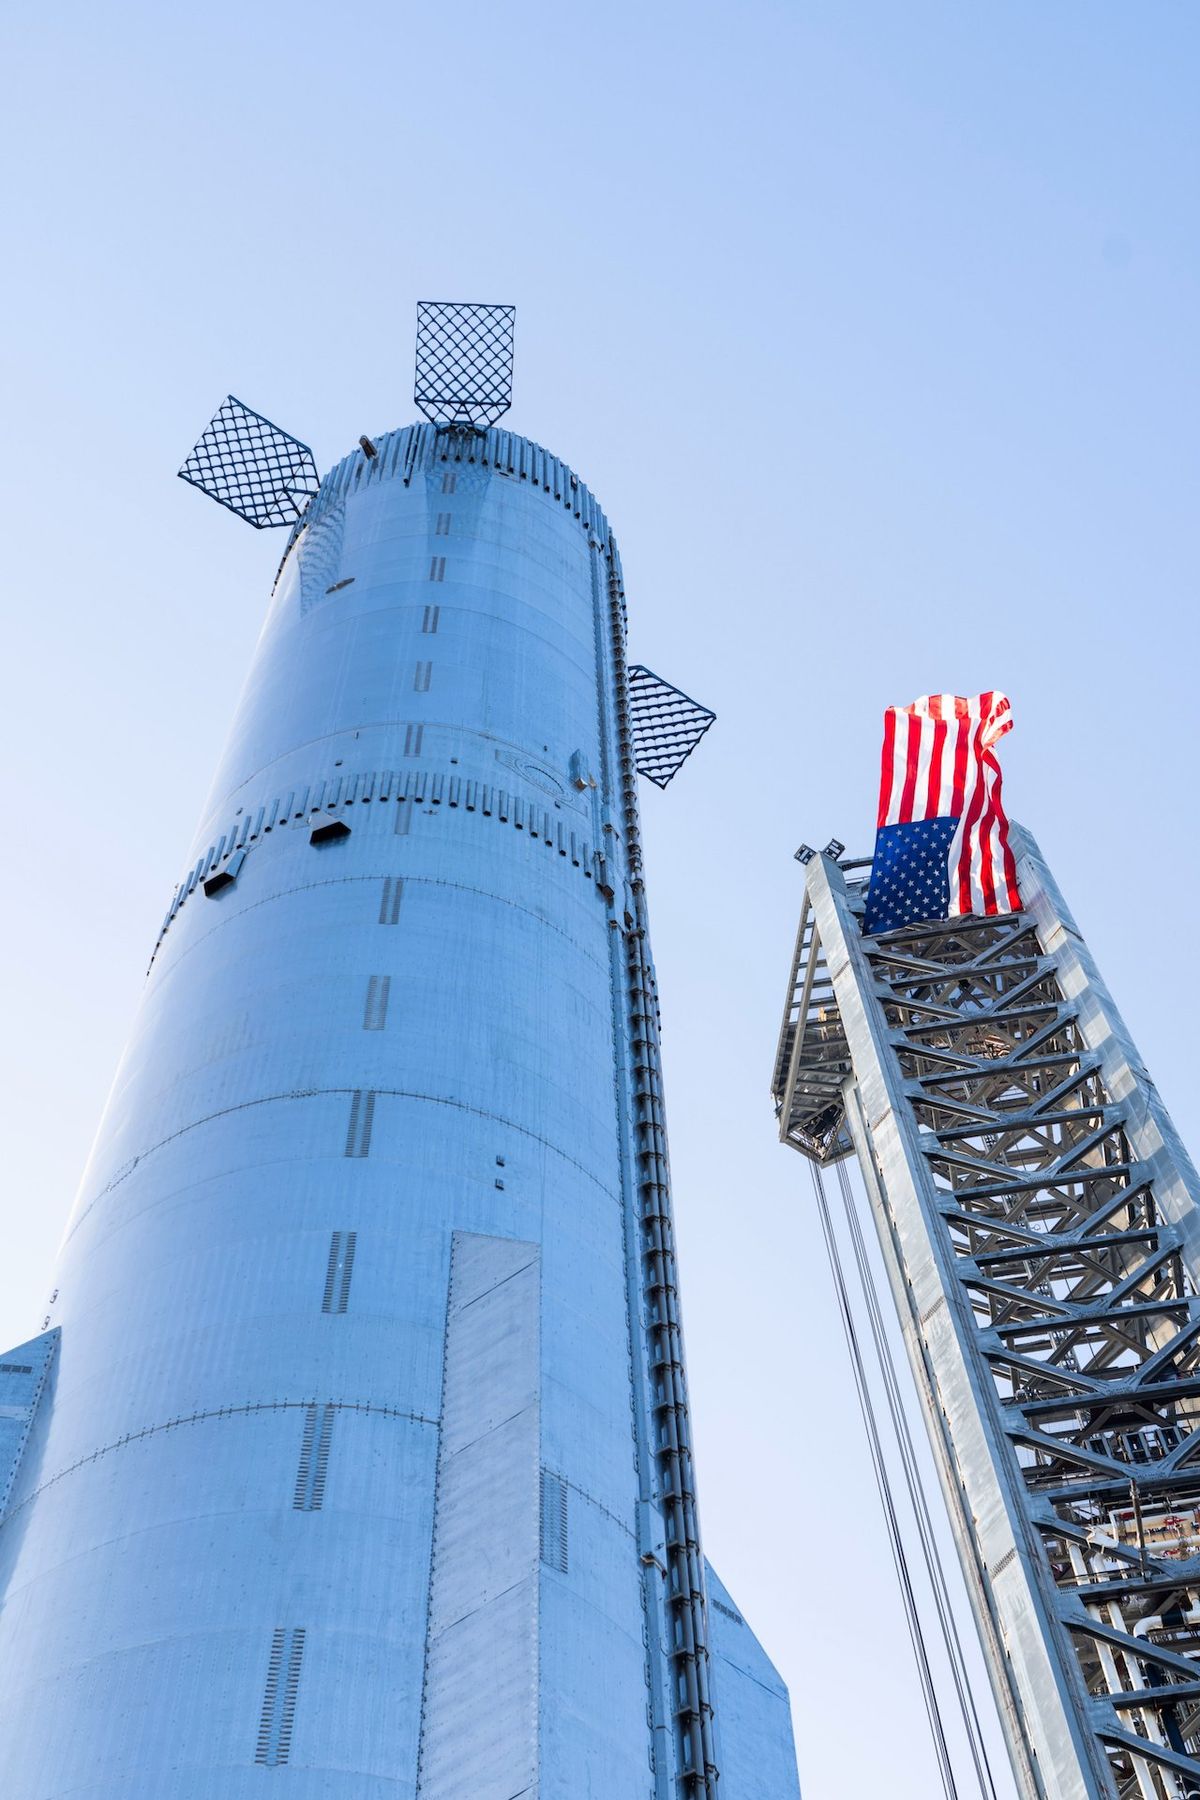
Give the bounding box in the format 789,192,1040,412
705,1560,803,1798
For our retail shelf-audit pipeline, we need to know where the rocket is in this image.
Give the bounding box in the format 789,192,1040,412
0,305,800,1798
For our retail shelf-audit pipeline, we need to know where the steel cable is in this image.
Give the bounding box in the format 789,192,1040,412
833,1156,999,1800
809,1159,960,1800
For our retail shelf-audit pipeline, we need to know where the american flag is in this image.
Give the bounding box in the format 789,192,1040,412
863,692,1021,936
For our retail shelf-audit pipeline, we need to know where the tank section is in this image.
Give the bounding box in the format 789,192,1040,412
0,413,800,1799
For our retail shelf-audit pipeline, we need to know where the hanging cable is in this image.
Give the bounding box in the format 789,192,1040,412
809,1159,961,1800
833,1156,1000,1800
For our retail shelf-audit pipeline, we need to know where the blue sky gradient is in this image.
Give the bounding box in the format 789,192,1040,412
1,5,1196,1792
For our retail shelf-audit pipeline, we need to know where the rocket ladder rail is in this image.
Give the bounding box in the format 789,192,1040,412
607,561,718,1797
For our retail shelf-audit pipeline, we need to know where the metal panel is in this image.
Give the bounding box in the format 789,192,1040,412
417,1233,540,1800
706,1564,802,1800
0,1331,57,1519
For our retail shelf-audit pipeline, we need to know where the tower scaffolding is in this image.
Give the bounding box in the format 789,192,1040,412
773,826,1200,1800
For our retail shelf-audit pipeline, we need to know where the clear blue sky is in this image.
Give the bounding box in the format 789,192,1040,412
2,5,1196,1794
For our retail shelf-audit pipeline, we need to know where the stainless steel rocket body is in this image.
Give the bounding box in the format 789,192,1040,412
0,424,800,1798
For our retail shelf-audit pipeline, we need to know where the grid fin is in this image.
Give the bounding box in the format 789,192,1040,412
414,302,515,427
627,665,716,788
178,395,319,529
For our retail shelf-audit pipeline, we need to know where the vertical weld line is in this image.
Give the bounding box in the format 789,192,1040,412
416,1238,460,1792
322,1233,342,1311
310,1408,335,1510
539,1468,555,1568
337,1233,357,1313
293,1405,318,1509
539,1469,547,1562
255,1629,286,1763
344,1092,363,1157
275,1630,306,1765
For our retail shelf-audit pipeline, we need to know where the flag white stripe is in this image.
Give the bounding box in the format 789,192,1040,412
914,714,935,820
947,696,979,916
885,707,908,827
936,694,958,816
871,690,1018,930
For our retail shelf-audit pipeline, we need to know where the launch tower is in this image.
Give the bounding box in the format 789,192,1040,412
774,826,1200,1799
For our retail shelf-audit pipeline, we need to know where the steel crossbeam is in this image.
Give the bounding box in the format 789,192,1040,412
773,828,1200,1799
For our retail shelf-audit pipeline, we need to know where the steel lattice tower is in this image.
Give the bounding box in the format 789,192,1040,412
774,827,1200,1799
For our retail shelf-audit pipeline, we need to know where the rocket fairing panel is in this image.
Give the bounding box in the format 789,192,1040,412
417,1234,540,1800
0,1331,57,1521
705,1564,803,1800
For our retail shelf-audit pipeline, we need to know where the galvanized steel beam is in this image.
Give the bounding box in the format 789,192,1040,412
774,832,1200,1799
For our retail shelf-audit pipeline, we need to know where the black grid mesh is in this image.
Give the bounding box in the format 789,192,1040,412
627,666,716,788
178,396,319,529
414,302,516,427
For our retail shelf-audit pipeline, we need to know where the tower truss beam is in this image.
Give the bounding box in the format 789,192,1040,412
774,829,1200,1800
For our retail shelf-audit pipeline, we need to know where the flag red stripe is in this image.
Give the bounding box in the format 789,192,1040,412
954,761,985,914
878,705,897,828
898,711,922,823
991,755,1021,909
949,700,970,817
872,692,1019,923
928,710,947,818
